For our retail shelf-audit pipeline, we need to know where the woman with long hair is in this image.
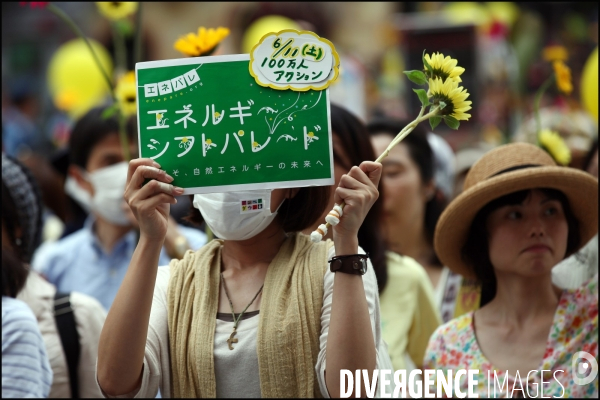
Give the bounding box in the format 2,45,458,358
305,104,440,373
97,117,391,397
368,119,480,323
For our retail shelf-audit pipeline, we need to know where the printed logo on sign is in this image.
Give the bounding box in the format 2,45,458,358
240,199,264,213
572,351,598,386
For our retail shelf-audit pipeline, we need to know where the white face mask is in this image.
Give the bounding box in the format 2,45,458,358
193,189,282,241
83,162,130,226
64,175,92,212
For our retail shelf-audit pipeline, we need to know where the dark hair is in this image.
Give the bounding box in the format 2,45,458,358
330,103,388,292
1,161,44,263
68,105,138,168
462,188,581,306
2,245,29,298
583,137,598,173
366,117,447,267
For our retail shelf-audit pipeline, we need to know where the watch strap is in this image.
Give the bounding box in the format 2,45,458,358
328,254,369,275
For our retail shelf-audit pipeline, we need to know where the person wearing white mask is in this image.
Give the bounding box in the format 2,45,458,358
97,141,393,396
32,106,207,311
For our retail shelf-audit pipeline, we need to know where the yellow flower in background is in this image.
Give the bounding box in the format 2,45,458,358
181,137,188,143
174,27,230,57
538,129,571,165
156,113,163,120
252,141,259,147
308,132,314,137
424,52,465,82
53,89,80,113
428,78,472,121
115,71,137,116
552,61,573,95
96,2,138,20
543,45,568,62
238,130,245,136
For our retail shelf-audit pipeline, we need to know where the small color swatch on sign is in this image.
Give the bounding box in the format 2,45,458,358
241,198,264,213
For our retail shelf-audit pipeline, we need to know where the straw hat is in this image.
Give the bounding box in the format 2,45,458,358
434,142,598,278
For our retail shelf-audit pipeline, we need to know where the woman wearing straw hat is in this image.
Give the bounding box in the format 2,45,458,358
423,142,598,398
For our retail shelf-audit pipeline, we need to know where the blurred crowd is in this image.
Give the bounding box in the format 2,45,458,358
2,2,598,398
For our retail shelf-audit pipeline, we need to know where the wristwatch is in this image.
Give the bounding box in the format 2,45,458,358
328,254,369,275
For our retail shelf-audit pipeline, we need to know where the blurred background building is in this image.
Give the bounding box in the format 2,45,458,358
2,1,598,160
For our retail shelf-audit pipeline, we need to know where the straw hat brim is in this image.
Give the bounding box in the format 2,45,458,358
434,166,598,279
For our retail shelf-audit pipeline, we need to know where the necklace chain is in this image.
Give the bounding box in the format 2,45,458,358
220,273,264,330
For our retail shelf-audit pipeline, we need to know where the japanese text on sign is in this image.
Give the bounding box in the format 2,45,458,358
136,53,334,194
249,30,340,91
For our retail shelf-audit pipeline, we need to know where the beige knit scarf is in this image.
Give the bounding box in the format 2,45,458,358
167,233,333,397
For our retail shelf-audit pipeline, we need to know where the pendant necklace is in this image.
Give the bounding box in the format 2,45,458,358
220,273,264,350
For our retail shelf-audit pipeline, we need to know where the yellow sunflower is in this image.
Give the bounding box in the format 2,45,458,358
542,45,568,62
115,71,137,116
538,129,571,165
552,61,573,95
428,78,472,121
174,27,230,57
423,52,465,82
96,2,138,20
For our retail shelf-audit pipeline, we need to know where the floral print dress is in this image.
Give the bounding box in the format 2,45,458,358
423,274,598,398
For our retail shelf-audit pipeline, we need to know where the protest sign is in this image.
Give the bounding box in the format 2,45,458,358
136,52,334,194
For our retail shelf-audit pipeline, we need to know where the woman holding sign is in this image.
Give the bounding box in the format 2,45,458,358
97,151,391,395
424,143,598,398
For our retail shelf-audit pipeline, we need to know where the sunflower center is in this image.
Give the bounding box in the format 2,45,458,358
427,68,450,81
432,94,455,116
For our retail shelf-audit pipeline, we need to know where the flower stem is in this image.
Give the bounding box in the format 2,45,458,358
111,21,128,77
533,74,555,146
133,2,143,64
375,105,439,163
46,3,114,98
321,105,440,231
109,20,131,161
117,111,131,161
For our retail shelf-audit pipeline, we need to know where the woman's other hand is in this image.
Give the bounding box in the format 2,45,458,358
123,158,184,242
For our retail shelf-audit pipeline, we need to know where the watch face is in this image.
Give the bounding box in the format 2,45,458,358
352,258,367,275
359,259,367,275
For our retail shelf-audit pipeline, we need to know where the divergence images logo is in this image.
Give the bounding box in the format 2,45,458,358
572,351,598,386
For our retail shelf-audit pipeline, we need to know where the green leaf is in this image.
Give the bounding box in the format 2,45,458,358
438,101,447,110
101,104,119,119
429,116,442,130
403,70,428,85
444,115,460,130
413,89,430,106
422,49,433,73
114,19,134,37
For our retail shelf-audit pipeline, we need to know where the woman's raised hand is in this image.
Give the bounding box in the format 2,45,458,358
124,158,184,241
332,161,382,246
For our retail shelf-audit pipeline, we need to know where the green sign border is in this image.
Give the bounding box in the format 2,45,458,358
135,54,334,194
